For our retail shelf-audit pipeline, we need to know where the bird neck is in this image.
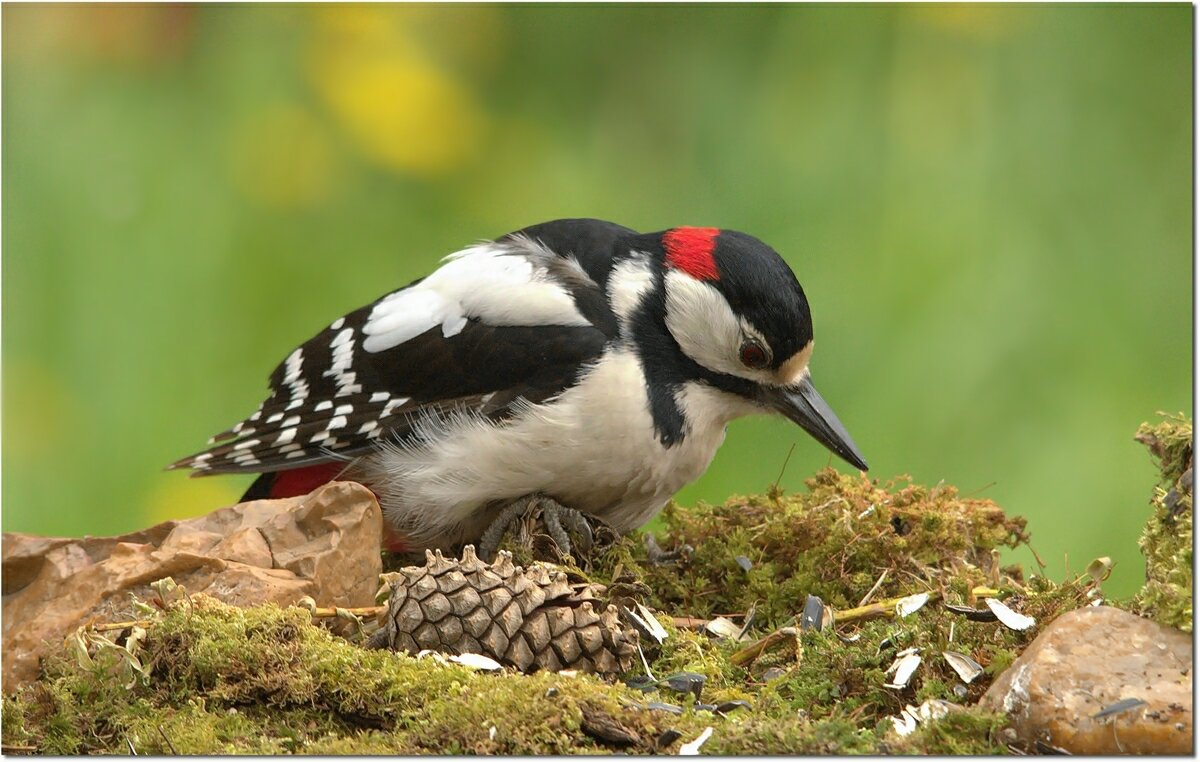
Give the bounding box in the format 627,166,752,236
623,270,759,448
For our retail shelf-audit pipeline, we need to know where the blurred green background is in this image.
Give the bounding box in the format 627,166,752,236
3,4,1191,597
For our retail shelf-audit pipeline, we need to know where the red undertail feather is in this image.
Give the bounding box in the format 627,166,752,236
245,464,409,553
267,462,348,499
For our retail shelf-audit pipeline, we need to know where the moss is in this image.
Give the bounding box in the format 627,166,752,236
4,465,1115,754
721,568,1096,730
596,469,1028,626
702,712,881,755
7,596,669,754
885,707,1009,755
1130,413,1193,632
3,593,1032,755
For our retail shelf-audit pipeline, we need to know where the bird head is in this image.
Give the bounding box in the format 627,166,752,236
635,225,868,471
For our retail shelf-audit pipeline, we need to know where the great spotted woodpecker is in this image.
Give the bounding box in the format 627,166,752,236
170,219,867,555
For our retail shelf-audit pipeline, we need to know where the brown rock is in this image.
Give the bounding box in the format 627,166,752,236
982,605,1192,754
2,481,382,689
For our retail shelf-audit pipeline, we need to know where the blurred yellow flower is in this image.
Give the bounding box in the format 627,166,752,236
908,4,1023,40
306,7,487,178
227,102,340,210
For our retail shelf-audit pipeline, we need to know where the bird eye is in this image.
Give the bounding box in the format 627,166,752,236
739,339,769,369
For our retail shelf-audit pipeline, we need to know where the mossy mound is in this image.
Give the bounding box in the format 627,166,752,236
598,468,1030,626
6,465,1100,755
1,594,1011,755
1132,413,1193,632
8,415,1191,753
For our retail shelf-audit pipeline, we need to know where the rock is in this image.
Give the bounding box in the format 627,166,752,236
2,481,382,689
981,605,1191,754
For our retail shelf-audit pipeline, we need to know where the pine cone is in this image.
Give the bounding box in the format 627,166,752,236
368,545,638,674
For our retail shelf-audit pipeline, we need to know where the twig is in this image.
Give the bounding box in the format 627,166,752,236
833,592,941,625
962,480,998,498
307,605,386,619
771,443,798,495
94,619,154,633
670,616,710,629
156,725,178,755
730,627,797,668
857,569,889,607
2,745,37,753
835,587,1001,625
1027,543,1048,573
729,586,1005,667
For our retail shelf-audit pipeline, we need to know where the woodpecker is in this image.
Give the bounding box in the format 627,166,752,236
170,219,867,555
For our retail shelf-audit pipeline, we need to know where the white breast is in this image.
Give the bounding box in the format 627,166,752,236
356,347,749,548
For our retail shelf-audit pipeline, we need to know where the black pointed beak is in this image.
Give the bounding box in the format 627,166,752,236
762,376,868,471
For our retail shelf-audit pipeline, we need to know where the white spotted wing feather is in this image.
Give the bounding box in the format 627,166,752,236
170,238,606,476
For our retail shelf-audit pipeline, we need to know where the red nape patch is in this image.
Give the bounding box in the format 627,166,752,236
268,462,350,499
663,226,721,281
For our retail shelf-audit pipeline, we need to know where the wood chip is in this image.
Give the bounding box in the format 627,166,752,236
703,616,744,640
942,650,984,684
449,653,504,671
679,727,713,755
884,650,922,689
1092,697,1148,720
894,592,930,618
625,603,670,644
985,598,1036,631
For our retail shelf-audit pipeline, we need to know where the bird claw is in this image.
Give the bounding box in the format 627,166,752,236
543,500,593,556
478,497,535,562
478,493,604,562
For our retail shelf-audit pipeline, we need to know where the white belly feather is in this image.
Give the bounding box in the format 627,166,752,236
355,347,754,548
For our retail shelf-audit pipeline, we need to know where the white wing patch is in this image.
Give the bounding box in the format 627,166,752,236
361,242,591,354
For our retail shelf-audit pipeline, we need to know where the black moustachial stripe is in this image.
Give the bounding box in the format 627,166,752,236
626,235,763,448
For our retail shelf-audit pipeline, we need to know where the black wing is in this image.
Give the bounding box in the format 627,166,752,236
169,228,625,475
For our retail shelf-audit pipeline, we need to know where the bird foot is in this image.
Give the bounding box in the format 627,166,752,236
478,494,615,563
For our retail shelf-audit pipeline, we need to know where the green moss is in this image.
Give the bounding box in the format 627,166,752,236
3,594,1027,754
703,712,881,755
7,596,668,754
728,569,1095,728
1130,413,1193,632
886,708,1009,755
598,469,1028,626
7,465,1112,754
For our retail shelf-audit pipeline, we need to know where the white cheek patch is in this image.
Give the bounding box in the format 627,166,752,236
663,271,749,378
362,242,591,354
